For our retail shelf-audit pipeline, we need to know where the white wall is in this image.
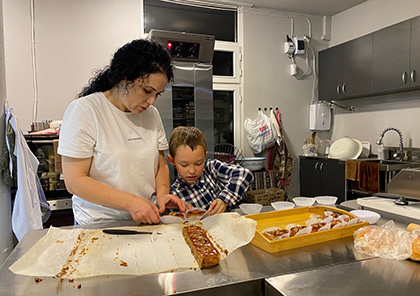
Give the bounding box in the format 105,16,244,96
3,1,326,198
3,0,142,132
329,0,420,151
242,10,327,197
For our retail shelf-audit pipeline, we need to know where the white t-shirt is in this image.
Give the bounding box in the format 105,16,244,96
58,92,168,225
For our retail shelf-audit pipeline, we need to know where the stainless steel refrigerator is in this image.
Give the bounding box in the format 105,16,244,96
149,30,215,181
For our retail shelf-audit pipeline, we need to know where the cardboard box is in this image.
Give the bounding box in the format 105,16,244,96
245,187,285,205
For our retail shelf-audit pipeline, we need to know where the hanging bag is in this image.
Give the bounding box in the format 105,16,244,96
244,110,277,154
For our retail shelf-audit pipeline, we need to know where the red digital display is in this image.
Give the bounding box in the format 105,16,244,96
167,42,172,49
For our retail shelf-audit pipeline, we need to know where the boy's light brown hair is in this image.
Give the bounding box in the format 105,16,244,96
169,126,207,157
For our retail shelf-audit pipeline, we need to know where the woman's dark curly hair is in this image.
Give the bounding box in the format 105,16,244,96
78,39,173,98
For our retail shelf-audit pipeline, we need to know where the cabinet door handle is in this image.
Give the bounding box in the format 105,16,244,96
411,70,417,83
402,72,408,84
315,162,319,171
319,162,324,172
341,83,346,94
336,85,341,95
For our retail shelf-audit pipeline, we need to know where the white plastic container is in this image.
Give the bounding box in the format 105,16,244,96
328,137,363,159
271,201,295,211
239,203,263,215
293,197,316,207
350,210,381,224
315,196,338,205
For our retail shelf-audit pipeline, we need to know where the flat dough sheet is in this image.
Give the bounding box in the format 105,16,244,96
9,212,256,278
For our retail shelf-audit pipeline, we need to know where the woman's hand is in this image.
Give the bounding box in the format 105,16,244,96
157,194,187,214
127,195,161,224
208,199,227,215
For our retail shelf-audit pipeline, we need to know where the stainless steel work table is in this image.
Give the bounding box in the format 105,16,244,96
0,215,374,296
3,203,418,296
265,257,420,296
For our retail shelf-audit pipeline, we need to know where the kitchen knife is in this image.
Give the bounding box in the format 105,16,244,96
102,229,161,235
199,210,210,220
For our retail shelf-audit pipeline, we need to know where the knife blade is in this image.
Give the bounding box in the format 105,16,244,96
199,210,210,221
102,229,161,235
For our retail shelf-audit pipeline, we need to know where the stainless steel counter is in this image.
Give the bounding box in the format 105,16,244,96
0,217,373,296
265,257,420,296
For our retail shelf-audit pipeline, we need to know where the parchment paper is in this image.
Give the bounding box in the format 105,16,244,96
9,212,256,278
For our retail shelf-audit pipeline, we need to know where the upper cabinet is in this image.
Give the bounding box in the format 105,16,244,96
372,20,410,93
319,16,420,101
411,17,420,88
319,35,372,101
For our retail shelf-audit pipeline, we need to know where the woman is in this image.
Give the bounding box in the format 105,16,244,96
58,39,186,225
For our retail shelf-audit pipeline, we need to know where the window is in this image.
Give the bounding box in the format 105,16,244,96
213,84,241,147
144,0,236,42
144,0,243,149
213,41,241,84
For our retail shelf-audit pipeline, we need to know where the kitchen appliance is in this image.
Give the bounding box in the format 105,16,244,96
24,135,73,227
357,168,420,221
148,29,215,181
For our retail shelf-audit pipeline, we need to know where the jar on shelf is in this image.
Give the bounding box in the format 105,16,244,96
302,139,317,156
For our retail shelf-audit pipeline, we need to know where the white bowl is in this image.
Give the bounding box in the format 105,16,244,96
271,201,295,211
350,210,381,224
315,196,338,205
293,197,316,207
241,157,266,171
239,203,263,215
328,137,363,160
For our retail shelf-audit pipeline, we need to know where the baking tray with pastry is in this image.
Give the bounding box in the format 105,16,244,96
246,206,369,253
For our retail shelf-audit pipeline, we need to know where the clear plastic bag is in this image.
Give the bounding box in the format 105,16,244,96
354,220,413,260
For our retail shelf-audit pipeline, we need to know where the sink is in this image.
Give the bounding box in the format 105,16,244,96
360,159,420,171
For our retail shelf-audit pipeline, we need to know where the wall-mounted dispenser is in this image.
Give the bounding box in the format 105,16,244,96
309,101,331,131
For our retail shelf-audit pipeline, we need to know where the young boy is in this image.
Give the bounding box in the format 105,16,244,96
168,126,254,215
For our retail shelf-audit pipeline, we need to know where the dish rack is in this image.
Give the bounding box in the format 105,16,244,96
214,143,244,166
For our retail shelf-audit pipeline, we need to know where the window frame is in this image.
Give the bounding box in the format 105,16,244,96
213,41,241,84
212,83,242,150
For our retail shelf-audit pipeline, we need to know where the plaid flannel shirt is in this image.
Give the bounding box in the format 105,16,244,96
170,159,254,209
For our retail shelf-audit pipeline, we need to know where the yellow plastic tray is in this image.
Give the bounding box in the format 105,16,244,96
246,206,369,253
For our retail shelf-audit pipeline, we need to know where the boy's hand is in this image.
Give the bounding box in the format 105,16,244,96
208,199,227,215
157,194,187,214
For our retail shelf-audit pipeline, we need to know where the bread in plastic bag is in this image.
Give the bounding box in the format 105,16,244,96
354,220,413,260
410,231,420,261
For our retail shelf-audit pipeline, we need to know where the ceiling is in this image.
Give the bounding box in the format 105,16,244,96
233,0,368,16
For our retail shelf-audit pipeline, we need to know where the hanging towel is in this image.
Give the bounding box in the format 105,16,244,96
270,109,293,188
5,107,50,241
345,160,360,181
358,161,380,193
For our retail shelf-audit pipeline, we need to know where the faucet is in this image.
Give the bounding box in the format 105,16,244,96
376,127,405,160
